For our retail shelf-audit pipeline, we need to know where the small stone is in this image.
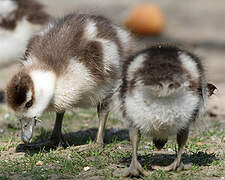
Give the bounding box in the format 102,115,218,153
83,166,90,171
118,146,122,150
168,148,173,152
36,161,43,166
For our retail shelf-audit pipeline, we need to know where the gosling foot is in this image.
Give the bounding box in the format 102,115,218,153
119,160,150,177
152,159,192,171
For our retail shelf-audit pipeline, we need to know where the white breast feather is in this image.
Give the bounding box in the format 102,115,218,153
124,88,199,138
53,59,96,111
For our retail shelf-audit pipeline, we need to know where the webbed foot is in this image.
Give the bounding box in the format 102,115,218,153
123,160,151,177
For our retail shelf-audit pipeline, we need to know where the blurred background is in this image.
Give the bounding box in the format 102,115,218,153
0,0,224,112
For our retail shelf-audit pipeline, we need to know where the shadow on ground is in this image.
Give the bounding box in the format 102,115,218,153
15,128,129,154
121,152,219,170
15,127,219,168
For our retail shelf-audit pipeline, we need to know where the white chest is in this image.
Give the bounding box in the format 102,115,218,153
52,60,101,111
125,89,199,138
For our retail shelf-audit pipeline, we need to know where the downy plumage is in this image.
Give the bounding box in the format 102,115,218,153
110,44,216,176
6,13,133,147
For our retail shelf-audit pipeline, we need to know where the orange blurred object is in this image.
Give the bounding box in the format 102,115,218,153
196,142,203,146
125,4,165,35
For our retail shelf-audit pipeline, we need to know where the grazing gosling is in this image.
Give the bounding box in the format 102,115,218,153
6,13,132,147
110,45,216,176
0,0,51,68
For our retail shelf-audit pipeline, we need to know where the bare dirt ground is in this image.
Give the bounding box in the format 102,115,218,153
0,0,224,179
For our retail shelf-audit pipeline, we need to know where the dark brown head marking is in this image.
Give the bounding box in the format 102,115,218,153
7,71,34,110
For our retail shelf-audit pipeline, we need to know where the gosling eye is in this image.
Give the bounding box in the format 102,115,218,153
25,100,33,108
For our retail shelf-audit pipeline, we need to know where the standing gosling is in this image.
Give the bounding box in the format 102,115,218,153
6,13,132,148
110,45,216,176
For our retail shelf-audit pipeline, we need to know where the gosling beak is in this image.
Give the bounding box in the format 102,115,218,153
20,118,36,144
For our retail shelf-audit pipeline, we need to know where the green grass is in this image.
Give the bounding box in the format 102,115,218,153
0,105,224,180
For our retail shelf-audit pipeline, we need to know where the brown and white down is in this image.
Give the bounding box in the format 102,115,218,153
0,0,51,68
6,13,133,147
110,45,216,176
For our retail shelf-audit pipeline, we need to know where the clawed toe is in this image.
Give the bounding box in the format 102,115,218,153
123,167,139,177
121,160,150,177
179,163,192,171
122,166,150,177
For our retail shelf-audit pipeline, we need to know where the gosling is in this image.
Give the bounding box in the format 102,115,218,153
110,44,216,176
6,13,132,148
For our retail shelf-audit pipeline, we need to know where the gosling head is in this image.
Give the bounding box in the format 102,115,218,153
6,70,55,143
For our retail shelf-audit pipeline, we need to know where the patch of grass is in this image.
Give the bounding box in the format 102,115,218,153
144,170,170,180
201,129,225,139
211,121,221,128
0,142,17,152
0,104,224,179
0,149,83,179
108,117,119,125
